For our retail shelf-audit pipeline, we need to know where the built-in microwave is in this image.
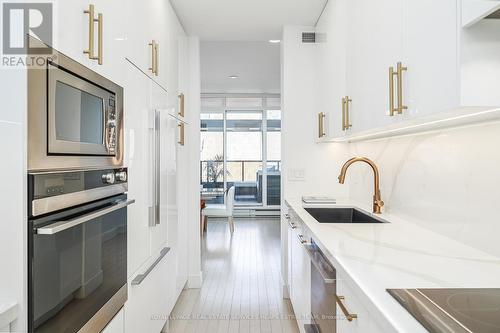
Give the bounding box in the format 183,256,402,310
28,42,124,171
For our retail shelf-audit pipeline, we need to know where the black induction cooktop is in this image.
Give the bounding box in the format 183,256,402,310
387,289,500,333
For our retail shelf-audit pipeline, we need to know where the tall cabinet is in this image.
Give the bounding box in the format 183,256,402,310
45,1,191,332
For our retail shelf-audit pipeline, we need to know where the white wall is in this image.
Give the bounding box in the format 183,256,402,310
348,121,500,258
0,69,27,332
186,37,203,288
281,26,349,200
201,41,280,93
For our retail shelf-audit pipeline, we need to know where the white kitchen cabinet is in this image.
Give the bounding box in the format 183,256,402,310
288,211,311,333
315,0,347,141
315,0,500,140
402,0,459,120
124,60,152,278
345,0,403,134
335,272,386,333
54,0,126,85
101,308,124,333
125,247,172,333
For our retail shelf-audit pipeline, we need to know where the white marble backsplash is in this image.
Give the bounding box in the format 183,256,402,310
346,121,500,258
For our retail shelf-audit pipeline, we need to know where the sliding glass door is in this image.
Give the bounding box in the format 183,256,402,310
200,95,281,208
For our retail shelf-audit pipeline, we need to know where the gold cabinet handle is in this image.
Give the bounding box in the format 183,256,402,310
178,93,185,117
83,5,103,65
343,96,352,130
148,40,159,76
396,62,407,114
96,13,103,65
389,66,397,116
335,295,358,322
83,5,95,59
178,123,185,146
342,97,346,131
318,112,325,138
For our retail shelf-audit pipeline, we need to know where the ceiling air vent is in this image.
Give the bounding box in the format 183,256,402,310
302,32,316,43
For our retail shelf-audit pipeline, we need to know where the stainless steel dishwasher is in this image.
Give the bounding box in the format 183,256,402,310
305,239,337,333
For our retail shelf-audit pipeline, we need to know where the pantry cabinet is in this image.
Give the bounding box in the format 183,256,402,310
314,0,500,140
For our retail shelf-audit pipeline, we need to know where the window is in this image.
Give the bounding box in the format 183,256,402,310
200,112,224,204
200,95,281,208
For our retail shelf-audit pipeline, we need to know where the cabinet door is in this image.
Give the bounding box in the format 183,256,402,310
403,0,459,119
346,0,403,133
315,0,347,140
149,87,170,255
290,221,311,333
124,62,152,278
91,0,128,84
54,0,88,64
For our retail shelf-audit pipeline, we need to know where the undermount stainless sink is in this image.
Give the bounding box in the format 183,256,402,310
304,207,388,224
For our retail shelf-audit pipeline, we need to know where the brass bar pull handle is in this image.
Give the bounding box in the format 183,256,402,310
389,66,397,116
345,96,352,130
342,97,346,131
83,5,95,59
178,93,185,117
335,295,358,322
149,40,157,75
396,62,407,114
318,112,325,138
154,43,159,75
178,123,185,146
96,13,103,65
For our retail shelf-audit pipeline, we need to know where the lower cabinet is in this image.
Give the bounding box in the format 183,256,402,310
335,271,386,333
101,309,124,333
288,211,311,333
124,247,172,333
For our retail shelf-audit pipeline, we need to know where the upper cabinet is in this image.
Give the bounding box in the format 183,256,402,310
315,0,500,141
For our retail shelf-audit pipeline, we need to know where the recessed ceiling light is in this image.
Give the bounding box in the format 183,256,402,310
268,39,281,43
228,75,239,79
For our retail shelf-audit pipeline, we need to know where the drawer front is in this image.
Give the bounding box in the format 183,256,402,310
125,248,171,333
336,274,384,333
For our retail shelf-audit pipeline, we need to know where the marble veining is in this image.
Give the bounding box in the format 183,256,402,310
347,120,500,258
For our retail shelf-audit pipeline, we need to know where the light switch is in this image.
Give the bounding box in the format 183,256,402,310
288,169,306,181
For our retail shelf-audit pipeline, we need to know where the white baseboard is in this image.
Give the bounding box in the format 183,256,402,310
186,272,203,289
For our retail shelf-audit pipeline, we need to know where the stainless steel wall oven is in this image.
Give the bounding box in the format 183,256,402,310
28,168,133,333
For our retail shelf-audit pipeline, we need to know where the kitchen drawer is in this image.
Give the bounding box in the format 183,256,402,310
336,273,385,333
124,247,171,333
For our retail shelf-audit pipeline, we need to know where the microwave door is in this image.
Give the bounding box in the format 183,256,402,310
47,63,115,156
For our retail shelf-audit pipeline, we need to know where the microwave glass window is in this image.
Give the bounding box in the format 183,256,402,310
55,81,104,145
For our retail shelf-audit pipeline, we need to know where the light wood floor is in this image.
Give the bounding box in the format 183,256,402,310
168,217,299,333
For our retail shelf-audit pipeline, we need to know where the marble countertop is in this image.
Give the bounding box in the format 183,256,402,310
285,196,500,333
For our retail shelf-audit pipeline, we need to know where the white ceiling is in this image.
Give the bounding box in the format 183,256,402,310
201,42,280,93
170,0,327,41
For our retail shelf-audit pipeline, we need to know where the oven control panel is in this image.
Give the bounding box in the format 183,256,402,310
107,97,117,154
29,168,128,217
29,168,128,200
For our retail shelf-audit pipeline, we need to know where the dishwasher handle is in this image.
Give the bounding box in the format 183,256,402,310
304,244,336,284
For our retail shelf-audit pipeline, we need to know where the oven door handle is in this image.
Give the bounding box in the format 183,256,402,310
36,199,135,235
304,244,336,284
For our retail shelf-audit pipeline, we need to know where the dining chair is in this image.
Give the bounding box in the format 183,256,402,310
201,186,235,236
